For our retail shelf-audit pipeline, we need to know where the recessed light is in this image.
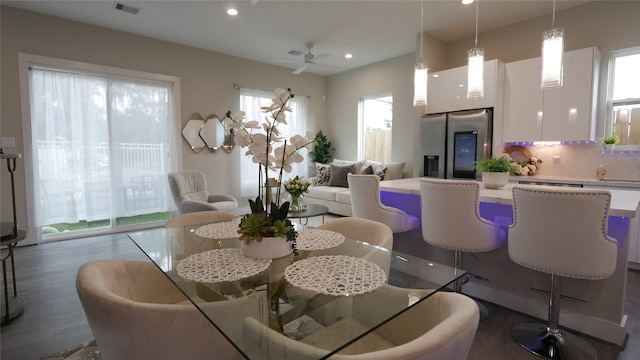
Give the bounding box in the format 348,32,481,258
345,53,353,59
462,0,475,5
227,8,238,16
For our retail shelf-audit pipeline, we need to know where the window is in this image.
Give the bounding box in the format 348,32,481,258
20,54,179,241
608,48,640,145
359,94,393,162
238,87,308,197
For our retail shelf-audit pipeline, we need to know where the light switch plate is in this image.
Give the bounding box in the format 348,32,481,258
1,137,16,148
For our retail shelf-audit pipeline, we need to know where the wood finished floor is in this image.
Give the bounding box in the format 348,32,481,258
1,224,638,359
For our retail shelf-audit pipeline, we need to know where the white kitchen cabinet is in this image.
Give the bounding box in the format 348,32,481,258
426,59,503,114
503,47,600,142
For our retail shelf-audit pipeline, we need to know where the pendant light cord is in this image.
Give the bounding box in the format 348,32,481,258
474,0,479,48
551,0,556,29
418,0,424,65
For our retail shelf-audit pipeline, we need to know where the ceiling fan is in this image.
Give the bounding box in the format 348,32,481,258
275,42,329,75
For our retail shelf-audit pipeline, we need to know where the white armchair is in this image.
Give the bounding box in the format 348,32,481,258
347,174,420,233
168,170,238,214
76,259,266,359
242,287,479,359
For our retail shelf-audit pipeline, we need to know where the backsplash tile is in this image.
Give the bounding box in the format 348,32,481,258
506,143,640,181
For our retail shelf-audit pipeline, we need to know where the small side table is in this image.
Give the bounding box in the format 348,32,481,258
1,151,26,325
1,225,26,325
287,204,329,226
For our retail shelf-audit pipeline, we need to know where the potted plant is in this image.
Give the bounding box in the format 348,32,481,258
475,155,517,189
309,130,334,164
227,88,315,259
603,135,619,150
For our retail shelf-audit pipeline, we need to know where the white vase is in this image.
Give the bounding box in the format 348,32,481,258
241,236,292,259
482,172,510,189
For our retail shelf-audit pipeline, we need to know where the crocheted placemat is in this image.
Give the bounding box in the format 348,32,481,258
284,255,386,296
194,221,240,239
296,229,345,251
177,248,271,283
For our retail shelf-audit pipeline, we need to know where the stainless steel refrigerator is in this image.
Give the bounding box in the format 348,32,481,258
420,108,493,179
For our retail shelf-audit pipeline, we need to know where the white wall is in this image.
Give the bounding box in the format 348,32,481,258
327,0,640,179
0,6,327,244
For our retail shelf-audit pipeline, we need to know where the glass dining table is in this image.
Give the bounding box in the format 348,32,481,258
128,221,465,359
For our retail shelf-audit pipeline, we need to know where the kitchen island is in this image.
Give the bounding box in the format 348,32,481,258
379,178,640,347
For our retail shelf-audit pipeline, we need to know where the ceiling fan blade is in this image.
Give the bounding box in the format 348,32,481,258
293,63,310,75
273,58,300,64
313,53,329,61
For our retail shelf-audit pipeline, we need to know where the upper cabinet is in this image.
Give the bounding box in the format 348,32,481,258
426,59,504,114
503,47,600,142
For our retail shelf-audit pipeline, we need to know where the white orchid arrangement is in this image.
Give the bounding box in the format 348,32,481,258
226,88,314,245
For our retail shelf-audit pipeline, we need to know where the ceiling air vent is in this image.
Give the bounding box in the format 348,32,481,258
113,2,140,15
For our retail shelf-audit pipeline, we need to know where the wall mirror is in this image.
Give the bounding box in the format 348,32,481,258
200,114,224,152
182,113,206,153
221,116,235,153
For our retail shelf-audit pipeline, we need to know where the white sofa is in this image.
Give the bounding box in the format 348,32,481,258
305,159,408,216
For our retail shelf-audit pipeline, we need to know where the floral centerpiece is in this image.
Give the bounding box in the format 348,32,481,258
283,175,310,212
508,154,542,176
227,88,315,258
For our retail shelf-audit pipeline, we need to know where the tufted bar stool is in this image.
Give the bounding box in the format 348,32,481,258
419,178,505,318
347,174,420,233
509,186,617,360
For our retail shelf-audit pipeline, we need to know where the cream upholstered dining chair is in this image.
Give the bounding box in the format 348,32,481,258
168,170,238,214
317,217,393,251
347,174,420,233
508,186,617,360
317,217,394,275
241,286,480,360
76,259,266,360
165,210,239,228
420,178,504,290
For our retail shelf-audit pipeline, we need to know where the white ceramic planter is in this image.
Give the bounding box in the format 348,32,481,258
481,172,510,189
241,236,292,259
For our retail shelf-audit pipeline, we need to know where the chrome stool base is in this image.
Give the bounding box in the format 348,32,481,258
512,323,597,360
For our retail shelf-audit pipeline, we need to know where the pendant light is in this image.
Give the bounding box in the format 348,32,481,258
541,0,564,88
413,0,427,107
467,0,484,99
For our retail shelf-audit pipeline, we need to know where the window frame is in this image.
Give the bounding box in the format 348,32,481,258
358,93,393,162
605,46,640,147
18,52,181,244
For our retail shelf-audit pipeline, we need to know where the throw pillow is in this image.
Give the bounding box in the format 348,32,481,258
332,159,365,174
359,165,374,175
328,164,355,187
315,162,331,186
382,161,406,180
374,165,387,181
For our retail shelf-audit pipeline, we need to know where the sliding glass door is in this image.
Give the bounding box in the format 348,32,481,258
26,61,178,241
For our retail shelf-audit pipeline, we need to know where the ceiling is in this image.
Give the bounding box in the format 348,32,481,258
3,0,595,76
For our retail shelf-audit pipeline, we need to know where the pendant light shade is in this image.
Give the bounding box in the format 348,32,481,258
414,64,428,107
467,0,483,99
413,0,427,107
541,28,564,88
467,48,484,99
541,0,563,88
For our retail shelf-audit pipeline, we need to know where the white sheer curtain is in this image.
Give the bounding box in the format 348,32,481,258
239,87,309,197
29,68,174,226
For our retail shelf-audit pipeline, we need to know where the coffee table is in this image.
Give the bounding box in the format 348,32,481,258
286,203,329,225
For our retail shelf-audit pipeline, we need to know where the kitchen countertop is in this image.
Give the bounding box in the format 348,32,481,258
511,175,640,188
379,177,640,218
